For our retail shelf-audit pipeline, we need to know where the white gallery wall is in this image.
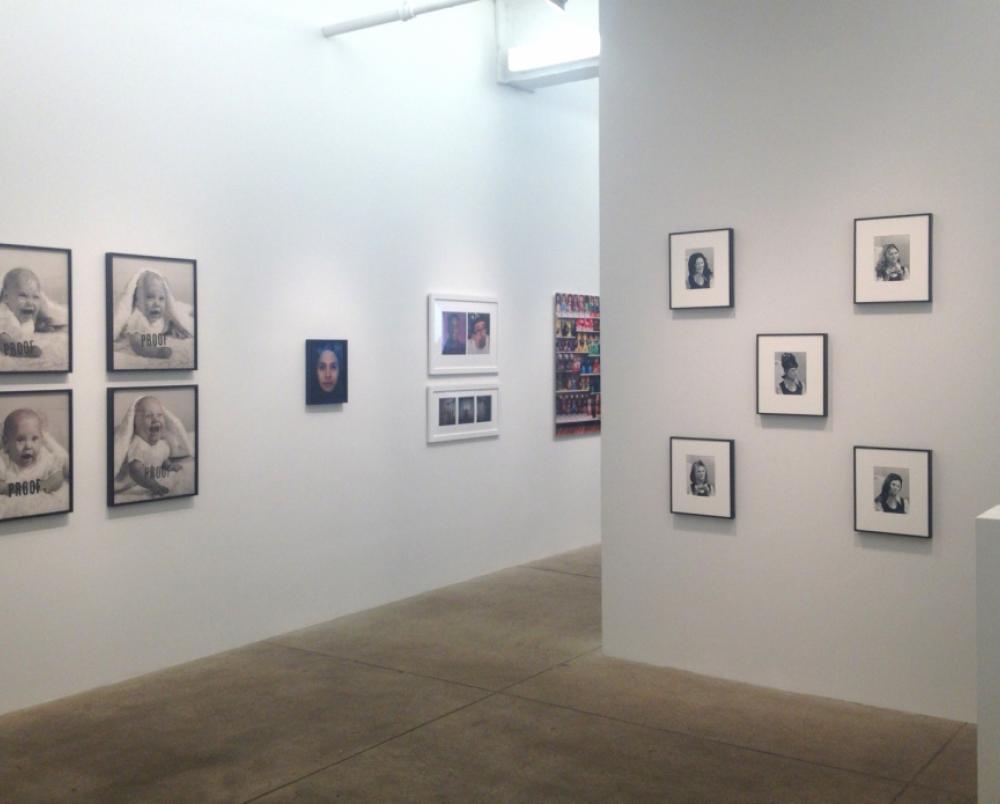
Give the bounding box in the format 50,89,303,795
601,0,998,722
0,0,599,715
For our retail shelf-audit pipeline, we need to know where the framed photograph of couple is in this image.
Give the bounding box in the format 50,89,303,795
668,227,734,310
428,294,498,375
854,213,932,304
854,446,931,538
669,437,734,519
427,384,499,443
756,333,828,417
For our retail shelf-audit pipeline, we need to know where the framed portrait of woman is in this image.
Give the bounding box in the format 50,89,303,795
756,333,828,417
305,340,348,405
668,228,734,310
669,437,734,519
854,446,931,538
854,213,932,304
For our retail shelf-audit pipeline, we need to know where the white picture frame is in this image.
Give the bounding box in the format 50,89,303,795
669,437,735,519
756,333,828,417
854,213,932,304
668,228,734,310
428,293,498,375
854,446,932,538
427,384,499,443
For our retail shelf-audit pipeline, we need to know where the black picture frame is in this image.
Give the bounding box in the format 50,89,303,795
0,242,73,374
756,333,828,417
853,213,932,304
107,384,198,507
305,339,348,405
669,436,735,519
0,389,73,523
668,227,734,310
853,446,932,538
106,253,198,372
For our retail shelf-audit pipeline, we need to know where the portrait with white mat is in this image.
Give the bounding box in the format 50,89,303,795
854,446,931,538
670,437,734,519
854,213,932,303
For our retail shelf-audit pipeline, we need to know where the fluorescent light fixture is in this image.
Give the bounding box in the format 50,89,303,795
507,29,600,72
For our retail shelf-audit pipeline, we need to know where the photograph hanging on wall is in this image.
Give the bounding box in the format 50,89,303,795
106,253,197,371
305,339,348,405
427,383,499,443
554,292,600,437
0,243,72,374
669,437,734,519
0,389,72,523
756,333,828,417
854,213,932,303
107,385,198,507
427,294,498,375
668,227,734,309
854,446,931,538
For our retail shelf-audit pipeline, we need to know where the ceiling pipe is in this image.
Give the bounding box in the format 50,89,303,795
321,0,482,38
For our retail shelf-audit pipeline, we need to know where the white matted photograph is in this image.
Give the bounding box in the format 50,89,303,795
670,437,734,519
669,228,733,309
756,334,827,417
428,294,498,375
427,384,499,443
854,213,932,303
0,389,72,523
0,243,72,374
854,446,931,538
106,253,197,371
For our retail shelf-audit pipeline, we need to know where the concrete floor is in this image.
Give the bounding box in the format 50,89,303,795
0,545,977,802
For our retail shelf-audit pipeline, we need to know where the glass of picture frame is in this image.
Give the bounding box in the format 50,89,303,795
427,384,499,443
756,333,828,417
854,446,932,538
669,437,735,519
854,213,932,304
427,294,498,375
668,228,734,310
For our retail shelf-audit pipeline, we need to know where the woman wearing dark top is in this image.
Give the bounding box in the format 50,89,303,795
686,252,712,289
689,460,713,496
776,353,803,395
875,243,908,281
874,473,908,514
306,341,347,404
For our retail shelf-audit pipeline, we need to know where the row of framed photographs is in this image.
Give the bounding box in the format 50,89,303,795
670,437,931,538
0,385,199,524
0,243,198,374
669,213,932,310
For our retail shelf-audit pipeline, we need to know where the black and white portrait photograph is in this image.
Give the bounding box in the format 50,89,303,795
0,243,72,374
669,228,733,310
757,334,827,417
305,340,348,405
427,384,500,443
670,437,734,518
107,385,198,507
106,253,197,371
854,213,931,303
0,390,72,523
428,294,498,375
854,447,931,538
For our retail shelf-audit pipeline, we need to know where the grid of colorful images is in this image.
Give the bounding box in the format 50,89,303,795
554,292,600,437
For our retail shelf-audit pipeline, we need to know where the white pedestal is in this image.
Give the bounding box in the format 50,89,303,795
977,504,1000,804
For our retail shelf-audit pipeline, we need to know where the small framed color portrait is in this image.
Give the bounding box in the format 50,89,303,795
854,446,931,538
854,213,932,303
756,333,828,417
428,294,499,375
106,253,197,371
107,385,198,507
427,384,499,443
0,243,72,374
668,228,734,309
0,390,72,523
669,437,734,519
305,340,348,405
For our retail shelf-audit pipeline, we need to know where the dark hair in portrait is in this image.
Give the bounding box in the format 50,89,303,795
686,251,713,289
874,471,907,513
874,242,908,281
305,340,348,405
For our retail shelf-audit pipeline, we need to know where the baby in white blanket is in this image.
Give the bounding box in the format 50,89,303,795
0,409,67,498
119,396,185,496
119,271,192,359
0,268,67,359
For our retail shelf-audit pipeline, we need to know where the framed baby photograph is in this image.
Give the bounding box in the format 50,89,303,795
427,384,499,443
428,294,499,375
107,385,198,507
0,243,72,374
854,446,932,538
0,389,73,523
669,437,734,519
668,228,734,310
854,213,932,304
106,253,197,372
305,340,348,405
756,333,828,417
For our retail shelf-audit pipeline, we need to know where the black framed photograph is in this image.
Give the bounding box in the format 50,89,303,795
0,243,72,373
305,340,348,405
854,213,932,303
107,385,198,507
854,446,931,538
106,253,197,371
668,228,734,309
0,389,72,522
756,333,828,417
669,437,735,519
427,384,499,443
428,293,499,375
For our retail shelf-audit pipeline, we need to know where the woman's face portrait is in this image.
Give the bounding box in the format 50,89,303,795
784,365,798,382
316,349,340,393
693,463,707,483
693,256,706,276
889,477,902,496
885,245,900,265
